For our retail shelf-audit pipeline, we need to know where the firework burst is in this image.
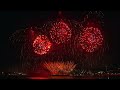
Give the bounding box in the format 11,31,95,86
78,26,103,53
49,19,72,44
33,35,52,55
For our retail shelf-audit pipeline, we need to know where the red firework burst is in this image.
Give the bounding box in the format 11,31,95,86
33,35,52,55
78,26,103,53
50,20,72,44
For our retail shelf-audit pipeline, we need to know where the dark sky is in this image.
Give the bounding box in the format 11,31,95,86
0,11,119,71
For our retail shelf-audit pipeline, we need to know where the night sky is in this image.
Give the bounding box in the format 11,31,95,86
0,11,119,71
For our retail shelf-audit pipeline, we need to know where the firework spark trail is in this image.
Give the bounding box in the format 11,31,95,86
9,27,46,72
43,61,76,75
81,11,104,27
71,11,108,69
82,11,108,69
